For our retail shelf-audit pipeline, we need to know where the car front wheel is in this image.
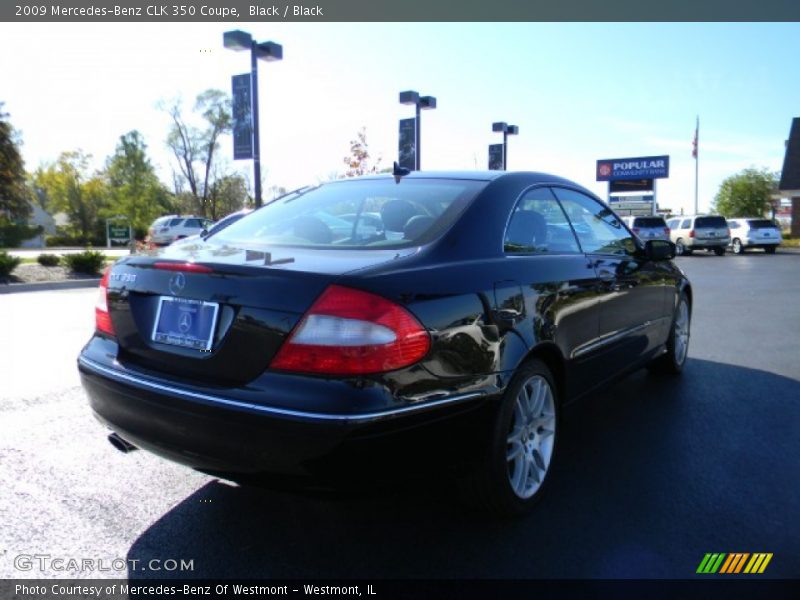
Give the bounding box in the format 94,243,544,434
463,359,558,517
765,246,776,254
651,292,691,374
714,247,726,256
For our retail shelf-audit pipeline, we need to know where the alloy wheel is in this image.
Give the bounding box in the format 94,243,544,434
673,298,690,366
506,375,556,499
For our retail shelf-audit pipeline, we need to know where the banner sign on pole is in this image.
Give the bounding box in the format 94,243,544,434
232,73,253,160
596,155,670,181
488,144,504,170
398,118,416,171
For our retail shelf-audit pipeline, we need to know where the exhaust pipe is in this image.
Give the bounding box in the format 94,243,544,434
108,432,138,454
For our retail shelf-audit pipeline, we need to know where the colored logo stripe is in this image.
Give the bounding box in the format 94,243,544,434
697,553,725,574
744,553,773,574
697,553,773,574
720,553,749,573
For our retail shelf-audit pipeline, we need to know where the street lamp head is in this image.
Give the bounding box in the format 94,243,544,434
399,90,420,105
256,41,283,62
223,30,253,51
507,125,519,135
419,96,437,110
492,122,508,133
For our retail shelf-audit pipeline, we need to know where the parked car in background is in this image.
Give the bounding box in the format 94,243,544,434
726,218,782,254
170,209,253,247
79,171,691,517
666,215,730,256
147,215,213,246
621,215,671,242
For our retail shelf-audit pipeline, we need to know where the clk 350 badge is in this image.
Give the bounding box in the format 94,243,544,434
110,273,136,283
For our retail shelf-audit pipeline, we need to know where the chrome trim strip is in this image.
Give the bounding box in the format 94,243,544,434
78,356,484,424
571,318,666,359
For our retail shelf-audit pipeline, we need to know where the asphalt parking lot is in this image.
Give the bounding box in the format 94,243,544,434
0,251,798,580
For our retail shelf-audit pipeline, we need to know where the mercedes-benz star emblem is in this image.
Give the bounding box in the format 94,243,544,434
178,311,192,334
169,272,186,295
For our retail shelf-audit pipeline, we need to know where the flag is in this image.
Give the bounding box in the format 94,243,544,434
692,117,699,159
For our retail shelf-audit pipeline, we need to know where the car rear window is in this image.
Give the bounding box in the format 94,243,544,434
695,216,727,228
632,217,667,228
747,219,777,229
215,178,486,249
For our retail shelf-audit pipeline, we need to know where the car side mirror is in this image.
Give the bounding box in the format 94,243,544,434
644,239,675,261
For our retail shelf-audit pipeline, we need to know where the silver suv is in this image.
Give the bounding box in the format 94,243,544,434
727,218,782,254
147,215,212,246
666,215,730,256
621,215,671,242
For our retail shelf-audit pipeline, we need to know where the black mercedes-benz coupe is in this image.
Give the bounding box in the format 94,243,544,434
78,171,691,516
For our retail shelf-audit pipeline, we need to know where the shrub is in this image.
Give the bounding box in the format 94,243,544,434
63,250,106,275
37,253,61,267
0,251,22,278
0,222,43,248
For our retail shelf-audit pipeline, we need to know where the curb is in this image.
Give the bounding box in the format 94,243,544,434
0,278,101,294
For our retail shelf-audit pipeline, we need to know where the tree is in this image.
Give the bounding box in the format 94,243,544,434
105,130,172,235
208,173,249,219
33,151,108,243
342,127,382,177
0,103,36,245
163,90,232,217
712,167,778,218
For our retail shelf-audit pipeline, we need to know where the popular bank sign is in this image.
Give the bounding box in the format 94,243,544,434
596,155,670,181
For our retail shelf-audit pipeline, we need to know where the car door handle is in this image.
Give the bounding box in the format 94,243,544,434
597,269,625,292
493,308,523,328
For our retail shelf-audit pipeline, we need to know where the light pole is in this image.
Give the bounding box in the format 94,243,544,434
224,30,283,208
399,90,437,170
492,122,519,170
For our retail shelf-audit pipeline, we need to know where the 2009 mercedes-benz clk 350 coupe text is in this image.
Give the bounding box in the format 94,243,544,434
78,171,691,516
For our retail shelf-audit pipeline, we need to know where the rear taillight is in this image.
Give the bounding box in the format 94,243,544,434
664,227,670,236
271,284,431,375
95,267,115,336
632,227,640,235
689,230,695,238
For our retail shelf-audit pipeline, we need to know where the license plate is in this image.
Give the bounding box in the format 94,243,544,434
152,297,219,351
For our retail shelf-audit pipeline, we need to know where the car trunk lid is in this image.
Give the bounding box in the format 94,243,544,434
104,242,417,386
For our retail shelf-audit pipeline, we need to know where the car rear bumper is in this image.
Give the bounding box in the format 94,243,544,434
78,353,492,478
743,238,781,247
689,237,730,247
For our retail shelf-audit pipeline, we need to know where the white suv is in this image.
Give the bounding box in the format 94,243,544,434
621,215,671,242
147,215,213,246
727,218,782,254
666,215,730,256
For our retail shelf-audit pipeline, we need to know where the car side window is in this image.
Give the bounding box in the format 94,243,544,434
729,221,739,229
551,187,637,256
681,219,691,229
504,187,580,254
169,218,183,227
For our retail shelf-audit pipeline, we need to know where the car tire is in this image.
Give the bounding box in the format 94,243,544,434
713,247,726,256
462,359,558,517
765,246,776,254
732,239,744,254
651,292,691,375
675,239,687,256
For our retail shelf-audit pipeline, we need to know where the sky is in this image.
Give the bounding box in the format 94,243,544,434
1,21,799,214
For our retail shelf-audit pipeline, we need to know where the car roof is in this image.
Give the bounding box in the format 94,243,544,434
324,170,579,185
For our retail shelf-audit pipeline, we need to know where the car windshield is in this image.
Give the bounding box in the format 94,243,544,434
215,178,486,249
695,216,727,228
747,219,777,229
632,217,666,228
